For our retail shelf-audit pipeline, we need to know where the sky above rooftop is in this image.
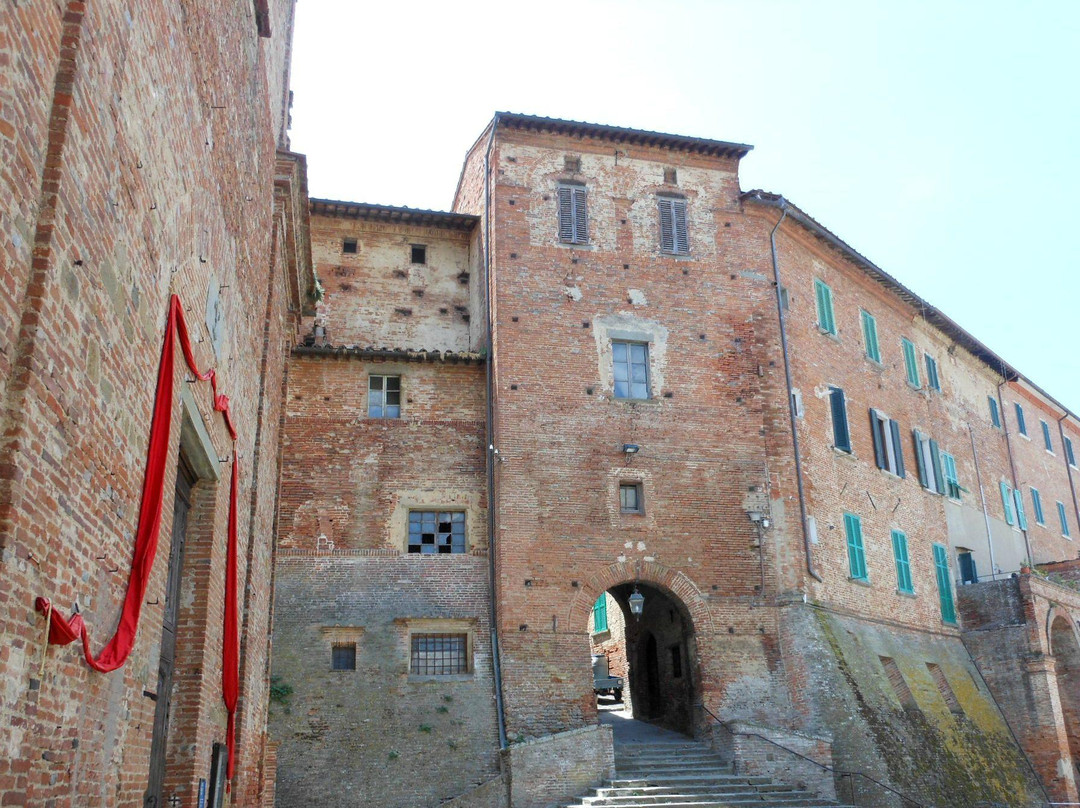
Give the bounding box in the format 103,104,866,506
289,0,1080,412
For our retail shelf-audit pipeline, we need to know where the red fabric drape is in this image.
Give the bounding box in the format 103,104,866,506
35,294,241,788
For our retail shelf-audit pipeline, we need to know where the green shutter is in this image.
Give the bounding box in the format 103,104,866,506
933,544,957,624
861,310,880,362
988,396,1001,428
925,354,940,391
1014,490,1028,530
593,594,608,633
942,452,960,499
902,339,920,387
1059,502,1071,537
892,530,913,594
1066,437,1076,467
1031,487,1045,525
1000,482,1015,526
845,513,867,581
815,279,836,335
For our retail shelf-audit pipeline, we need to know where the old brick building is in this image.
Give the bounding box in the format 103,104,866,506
272,113,1080,808
0,2,311,806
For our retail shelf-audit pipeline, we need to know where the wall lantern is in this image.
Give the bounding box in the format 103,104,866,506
622,444,640,455
628,586,645,618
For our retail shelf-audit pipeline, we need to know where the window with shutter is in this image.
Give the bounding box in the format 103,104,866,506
557,185,588,244
814,280,836,335
1058,501,1071,537
941,452,961,500
933,543,957,624
1014,489,1028,530
1014,403,1027,436
1031,487,1045,525
912,430,943,494
593,595,608,633
988,396,1001,428
1000,482,1015,526
657,196,689,254
1066,437,1077,467
830,387,851,452
1041,420,1054,452
869,409,904,477
861,310,881,362
844,513,868,581
925,354,941,391
902,339,920,387
892,530,914,594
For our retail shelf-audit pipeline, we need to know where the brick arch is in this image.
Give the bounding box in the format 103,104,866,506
567,559,713,635
1047,604,1080,658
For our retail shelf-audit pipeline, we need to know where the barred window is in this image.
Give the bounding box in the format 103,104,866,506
408,511,466,554
410,633,468,675
331,643,356,671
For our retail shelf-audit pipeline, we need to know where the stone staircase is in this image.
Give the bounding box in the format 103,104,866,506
562,740,855,808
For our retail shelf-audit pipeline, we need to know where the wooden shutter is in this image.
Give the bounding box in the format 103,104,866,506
845,513,866,580
889,420,906,478
558,186,574,242
933,544,957,623
672,199,688,253
1014,489,1028,530
928,438,945,494
1000,482,1015,525
870,409,886,470
892,530,913,593
831,388,850,452
573,187,588,244
913,430,928,488
658,198,675,253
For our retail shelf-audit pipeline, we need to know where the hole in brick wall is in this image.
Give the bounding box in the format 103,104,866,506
586,387,594,395
571,258,578,264
543,195,550,201
439,308,448,315
724,222,731,227
512,316,519,322
730,274,737,280
510,253,517,259
508,200,515,205
393,269,407,278
461,314,470,323
339,283,352,291
524,579,532,586
507,156,517,162
411,244,426,264
621,219,627,224
880,656,917,709
728,626,735,633
394,308,412,317
571,580,579,587
663,392,673,398
412,289,424,297
510,384,518,390
519,624,528,632
682,269,689,275
457,272,470,284
699,334,706,340
623,263,629,269
926,662,964,714
582,321,590,328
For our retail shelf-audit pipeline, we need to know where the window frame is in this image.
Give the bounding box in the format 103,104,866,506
870,408,905,477
342,238,358,254
407,510,467,555
619,482,644,514
557,183,589,245
924,353,941,392
912,430,945,494
933,543,957,624
844,512,868,582
830,386,851,453
657,195,689,255
331,642,356,671
814,279,836,336
410,244,427,265
891,529,914,594
368,374,401,419
860,309,881,362
611,340,651,400
1058,501,1071,538
902,338,921,388
941,451,961,500
409,632,471,677
1041,420,1054,453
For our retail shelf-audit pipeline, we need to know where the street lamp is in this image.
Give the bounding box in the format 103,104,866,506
628,586,644,618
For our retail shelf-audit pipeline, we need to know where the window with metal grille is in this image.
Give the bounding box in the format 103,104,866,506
657,196,689,255
407,511,465,554
410,633,468,675
368,375,401,418
620,483,643,513
557,184,588,244
612,341,649,399
331,643,356,671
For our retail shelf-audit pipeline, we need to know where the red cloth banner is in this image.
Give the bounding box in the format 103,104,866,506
35,294,241,787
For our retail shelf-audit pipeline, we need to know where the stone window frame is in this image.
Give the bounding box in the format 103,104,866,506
399,618,476,682
391,491,484,555
592,316,669,405
320,626,365,673
407,509,467,555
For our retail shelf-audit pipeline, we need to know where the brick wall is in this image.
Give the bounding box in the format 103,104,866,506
0,1,307,805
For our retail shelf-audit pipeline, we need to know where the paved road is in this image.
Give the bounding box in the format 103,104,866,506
598,707,693,745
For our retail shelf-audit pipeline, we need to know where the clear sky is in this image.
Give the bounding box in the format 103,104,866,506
289,1,1080,411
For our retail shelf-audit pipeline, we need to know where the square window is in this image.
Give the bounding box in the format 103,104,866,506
331,643,356,671
342,238,358,254
410,633,469,675
612,341,650,399
657,196,689,255
408,510,466,554
411,244,427,264
368,375,401,418
557,184,588,244
620,483,643,514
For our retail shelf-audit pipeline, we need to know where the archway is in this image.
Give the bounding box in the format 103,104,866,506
1051,613,1080,782
584,581,700,737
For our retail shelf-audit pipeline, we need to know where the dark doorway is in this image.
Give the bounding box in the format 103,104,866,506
145,455,196,807
643,633,661,718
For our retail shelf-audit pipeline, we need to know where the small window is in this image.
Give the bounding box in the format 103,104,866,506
612,341,650,400
342,238,358,254
913,430,945,494
368,375,401,418
1015,403,1027,436
557,184,588,245
988,396,1001,428
411,244,427,264
814,279,836,335
844,512,868,581
332,643,356,671
830,387,851,453
791,388,805,418
941,452,961,500
891,530,914,594
663,167,678,185
861,310,880,362
1058,501,1071,538
1031,487,1045,525
1066,436,1077,467
407,511,466,554
925,354,941,392
958,550,978,584
1041,420,1054,453
870,408,905,477
592,595,608,633
933,544,957,624
670,645,682,678
1000,482,1016,526
620,483,643,514
657,196,689,255
902,338,921,388
410,633,469,675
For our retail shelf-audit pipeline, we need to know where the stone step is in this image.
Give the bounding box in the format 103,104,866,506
611,774,772,787
577,791,820,806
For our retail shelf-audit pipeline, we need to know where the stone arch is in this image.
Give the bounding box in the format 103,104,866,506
567,559,714,636
1048,605,1080,792
1047,604,1080,657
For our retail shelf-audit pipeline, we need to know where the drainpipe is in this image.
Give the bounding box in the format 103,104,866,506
482,115,508,750
968,425,997,579
761,195,822,583
997,379,1033,567
1056,414,1080,551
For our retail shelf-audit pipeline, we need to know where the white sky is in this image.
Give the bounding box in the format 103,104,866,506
289,0,1080,411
